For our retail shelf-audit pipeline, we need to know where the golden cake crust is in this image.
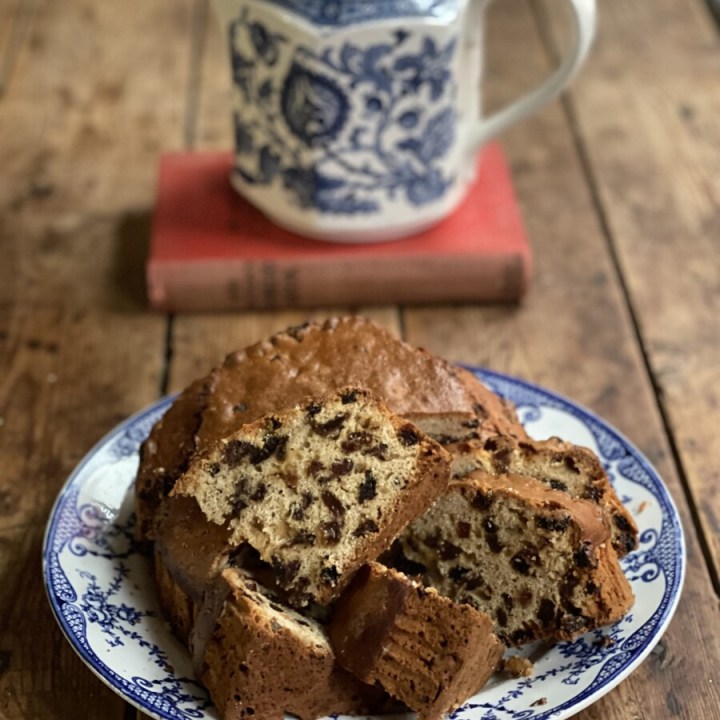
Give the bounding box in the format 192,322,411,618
197,318,526,450
330,562,503,720
136,378,210,541
191,568,385,720
135,317,525,544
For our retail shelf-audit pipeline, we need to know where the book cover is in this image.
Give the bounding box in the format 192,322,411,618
147,143,532,311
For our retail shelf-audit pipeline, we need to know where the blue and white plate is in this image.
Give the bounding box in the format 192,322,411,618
42,368,685,720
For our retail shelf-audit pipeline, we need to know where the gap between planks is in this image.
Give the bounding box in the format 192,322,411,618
133,3,207,718
184,0,210,150
136,7,405,712
159,314,176,397
529,0,720,598
706,0,720,27
155,0,210,400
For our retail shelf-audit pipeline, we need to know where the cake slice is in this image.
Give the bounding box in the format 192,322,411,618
396,471,634,646
191,567,384,720
449,435,638,556
172,387,450,606
136,317,525,544
330,562,503,720
153,496,233,642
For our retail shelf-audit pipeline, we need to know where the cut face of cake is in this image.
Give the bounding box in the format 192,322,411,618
449,434,638,557
329,562,504,720
191,568,384,720
172,387,450,606
396,472,634,646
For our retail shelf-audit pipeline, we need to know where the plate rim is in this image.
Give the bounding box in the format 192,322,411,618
471,367,686,719
41,367,687,720
41,395,181,719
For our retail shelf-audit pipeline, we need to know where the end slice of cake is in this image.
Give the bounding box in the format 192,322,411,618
191,567,383,720
172,387,450,605
329,562,503,720
396,471,634,646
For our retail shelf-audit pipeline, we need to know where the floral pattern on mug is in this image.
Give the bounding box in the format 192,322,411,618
229,8,459,214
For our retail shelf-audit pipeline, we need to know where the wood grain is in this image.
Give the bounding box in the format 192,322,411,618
0,0,193,715
404,0,720,718
537,0,720,591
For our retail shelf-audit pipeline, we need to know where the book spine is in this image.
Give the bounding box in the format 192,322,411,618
147,253,530,312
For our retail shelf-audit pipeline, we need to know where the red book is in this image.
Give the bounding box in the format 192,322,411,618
147,143,532,311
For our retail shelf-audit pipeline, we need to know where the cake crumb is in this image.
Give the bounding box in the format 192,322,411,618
530,697,548,706
500,655,534,678
595,636,616,649
637,501,649,513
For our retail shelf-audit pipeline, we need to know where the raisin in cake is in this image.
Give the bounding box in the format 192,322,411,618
449,434,638,556
330,563,503,720
136,317,524,541
172,387,450,606
396,472,634,645
191,567,384,720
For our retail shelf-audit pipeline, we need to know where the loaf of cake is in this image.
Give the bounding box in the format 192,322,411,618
135,316,639,720
395,471,634,645
136,317,525,542
449,434,638,556
191,567,384,720
330,562,504,720
172,387,450,606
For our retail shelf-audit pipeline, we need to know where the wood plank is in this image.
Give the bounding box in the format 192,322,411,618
0,0,195,715
538,0,720,583
404,0,720,718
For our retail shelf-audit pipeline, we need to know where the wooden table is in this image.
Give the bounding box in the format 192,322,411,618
1,0,719,717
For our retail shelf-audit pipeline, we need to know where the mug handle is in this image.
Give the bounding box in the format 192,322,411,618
465,0,596,152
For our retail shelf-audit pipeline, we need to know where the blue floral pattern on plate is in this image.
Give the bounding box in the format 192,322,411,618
228,8,458,213
43,368,685,720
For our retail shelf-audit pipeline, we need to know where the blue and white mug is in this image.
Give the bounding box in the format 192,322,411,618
214,0,596,242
